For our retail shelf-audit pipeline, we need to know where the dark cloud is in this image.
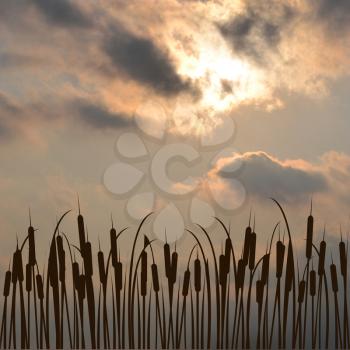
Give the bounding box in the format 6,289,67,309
314,0,350,34
76,101,132,130
32,0,92,28
104,25,191,95
216,151,328,201
219,1,296,64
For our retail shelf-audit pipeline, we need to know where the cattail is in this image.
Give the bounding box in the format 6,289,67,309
243,226,252,266
237,258,246,290
115,261,123,291
141,251,147,279
224,238,232,273
318,240,326,275
25,263,32,292
285,243,294,292
36,274,44,299
298,280,306,303
73,261,80,289
98,250,106,285
141,271,147,296
330,262,338,293
194,256,201,292
276,240,285,278
14,248,24,282
3,270,11,297
182,270,190,297
310,269,316,296
48,243,58,288
261,253,270,285
219,254,228,286
256,279,264,304
306,211,314,259
83,241,93,277
170,250,178,284
77,203,86,252
78,274,86,299
164,241,171,278
151,264,160,292
28,225,36,266
249,232,256,270
56,235,65,282
110,226,117,267
12,251,17,283
339,240,347,277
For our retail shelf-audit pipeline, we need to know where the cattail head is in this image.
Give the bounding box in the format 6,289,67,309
318,240,326,276
28,225,36,266
298,280,306,303
330,261,338,293
56,235,65,282
110,226,117,267
243,226,252,266
339,240,347,277
72,261,80,290
249,232,256,270
310,269,316,296
25,263,32,292
237,258,246,290
182,269,190,297
306,204,314,259
141,251,147,280
115,261,123,291
256,279,264,304
3,270,11,297
261,253,270,285
276,240,285,278
12,252,17,283
224,238,232,272
219,254,228,286
83,241,93,277
164,240,171,279
14,248,24,282
285,243,294,292
194,255,201,292
36,274,44,299
151,263,160,292
170,250,178,284
48,241,58,288
98,250,106,285
78,274,86,299
77,197,86,252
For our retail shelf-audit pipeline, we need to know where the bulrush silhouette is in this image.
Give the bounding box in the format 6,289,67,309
3,198,350,349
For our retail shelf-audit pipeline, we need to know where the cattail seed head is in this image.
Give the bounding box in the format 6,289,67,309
261,253,270,285
219,254,228,286
306,214,313,259
285,243,294,292
25,263,32,292
339,241,347,277
318,241,326,275
243,227,252,266
56,236,65,282
72,262,79,290
298,280,306,303
78,274,86,299
83,241,93,277
170,251,178,284
151,263,160,292
164,242,171,279
110,227,117,267
12,252,17,283
276,240,285,278
182,269,190,296
48,243,58,288
310,269,316,296
256,279,264,304
141,251,148,281
3,270,11,297
115,261,123,291
36,274,44,299
224,238,232,273
330,263,338,292
14,249,24,282
77,213,86,252
237,258,246,290
249,232,256,270
28,226,36,266
98,251,106,285
141,270,147,296
194,257,201,292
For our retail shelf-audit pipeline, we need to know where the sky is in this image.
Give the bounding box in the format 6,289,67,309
1,0,350,265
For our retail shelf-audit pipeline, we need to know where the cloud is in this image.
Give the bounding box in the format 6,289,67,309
31,0,92,28
210,151,328,202
76,101,132,130
104,24,192,96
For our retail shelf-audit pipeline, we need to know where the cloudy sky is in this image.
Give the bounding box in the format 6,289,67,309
1,0,350,263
